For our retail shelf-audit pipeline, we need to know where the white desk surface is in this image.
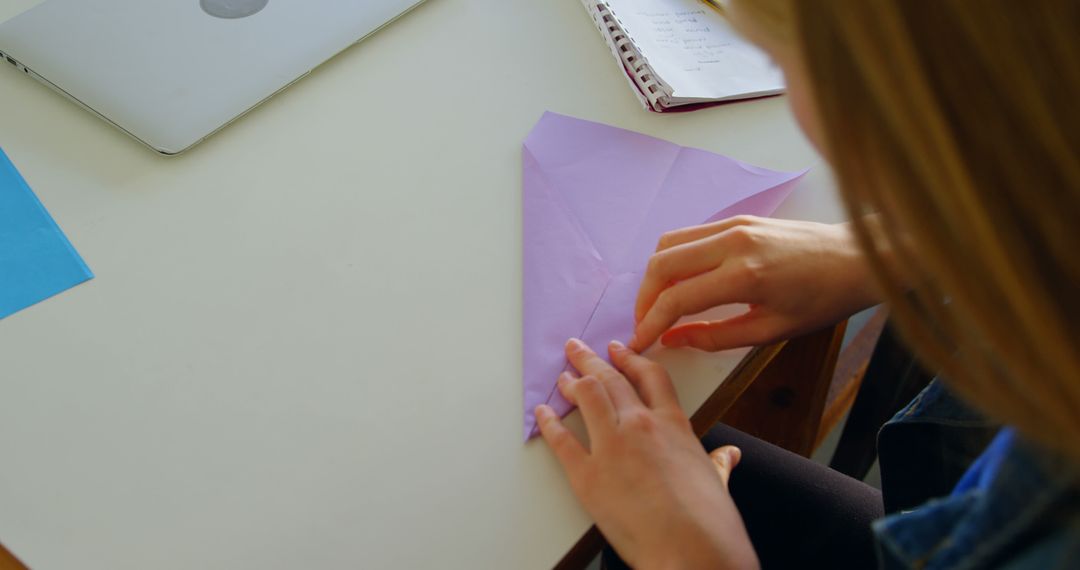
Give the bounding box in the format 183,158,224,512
0,0,846,568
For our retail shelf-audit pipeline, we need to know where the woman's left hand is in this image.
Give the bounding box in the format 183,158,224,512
535,338,759,570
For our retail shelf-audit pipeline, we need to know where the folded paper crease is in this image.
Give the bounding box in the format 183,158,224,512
522,112,806,439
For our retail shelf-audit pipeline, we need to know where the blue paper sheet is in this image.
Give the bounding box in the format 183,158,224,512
0,148,93,319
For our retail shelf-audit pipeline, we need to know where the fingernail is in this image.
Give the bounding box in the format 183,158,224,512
535,404,553,420
557,371,574,385
609,339,626,351
566,338,585,352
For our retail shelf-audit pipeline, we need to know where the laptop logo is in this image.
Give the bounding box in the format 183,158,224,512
200,0,269,19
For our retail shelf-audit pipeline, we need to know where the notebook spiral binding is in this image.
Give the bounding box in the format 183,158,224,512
582,1,674,111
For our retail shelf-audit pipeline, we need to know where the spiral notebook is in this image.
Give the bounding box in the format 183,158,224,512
581,0,784,112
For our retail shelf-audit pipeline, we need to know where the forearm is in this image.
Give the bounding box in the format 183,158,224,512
833,220,886,313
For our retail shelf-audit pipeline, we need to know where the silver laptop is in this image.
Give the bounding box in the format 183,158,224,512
0,0,425,155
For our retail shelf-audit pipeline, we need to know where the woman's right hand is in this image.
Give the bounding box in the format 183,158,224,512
630,216,881,352
536,339,759,569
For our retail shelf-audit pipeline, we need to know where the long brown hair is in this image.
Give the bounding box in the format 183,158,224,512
740,0,1080,459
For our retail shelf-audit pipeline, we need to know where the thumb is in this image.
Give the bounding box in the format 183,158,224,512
709,445,742,488
661,313,771,352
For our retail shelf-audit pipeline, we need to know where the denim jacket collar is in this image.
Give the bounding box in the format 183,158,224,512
873,382,1079,569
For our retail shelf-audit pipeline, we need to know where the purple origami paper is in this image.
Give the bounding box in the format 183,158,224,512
522,112,807,440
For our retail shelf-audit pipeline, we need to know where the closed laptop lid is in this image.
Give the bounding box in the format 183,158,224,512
0,0,424,154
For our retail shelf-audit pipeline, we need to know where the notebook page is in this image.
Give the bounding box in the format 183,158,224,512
606,0,784,102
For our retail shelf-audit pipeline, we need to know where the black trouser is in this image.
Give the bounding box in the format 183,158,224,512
603,424,884,569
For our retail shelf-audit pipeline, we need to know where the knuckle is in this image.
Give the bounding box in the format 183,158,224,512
622,409,658,433
576,375,602,394
731,214,759,226
655,290,682,316
646,251,668,276
731,258,764,289
621,355,647,375
661,408,691,428
598,369,624,385
656,231,679,250
724,225,758,250
638,358,667,378
591,371,616,390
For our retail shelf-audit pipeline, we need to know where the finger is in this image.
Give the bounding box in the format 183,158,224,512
607,341,681,411
557,373,618,438
630,266,757,352
536,405,588,470
709,445,742,488
660,311,781,351
635,234,732,323
565,339,642,411
654,216,758,252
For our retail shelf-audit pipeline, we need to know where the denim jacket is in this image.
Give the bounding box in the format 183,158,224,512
872,381,1080,569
